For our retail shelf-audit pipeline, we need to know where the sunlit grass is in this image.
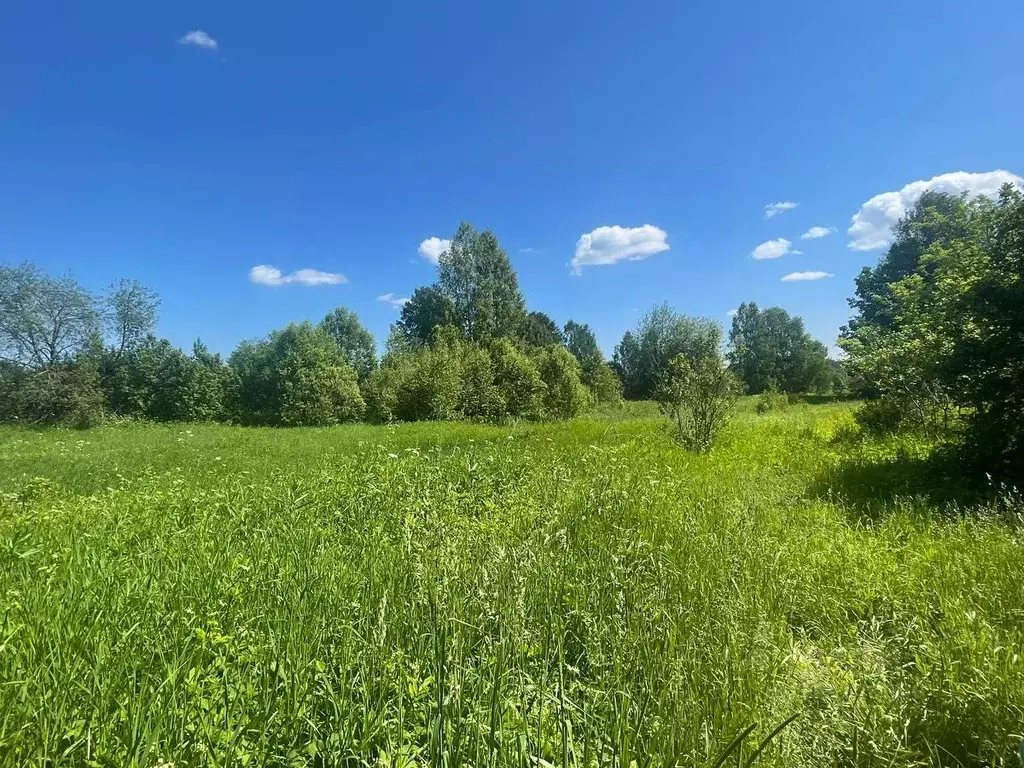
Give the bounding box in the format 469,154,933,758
0,401,1021,766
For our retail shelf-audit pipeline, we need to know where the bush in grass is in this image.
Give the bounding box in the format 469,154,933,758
229,322,364,426
362,357,413,423
364,327,466,422
459,343,504,421
369,336,586,424
755,385,789,414
0,359,105,428
584,361,623,406
533,345,592,420
854,397,906,435
402,329,464,421
272,325,365,426
658,352,741,451
106,337,232,423
489,339,545,420
280,360,364,426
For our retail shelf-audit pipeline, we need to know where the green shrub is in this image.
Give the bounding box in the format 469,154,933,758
402,341,463,421
229,322,364,426
585,362,623,405
854,398,906,435
490,339,545,420
533,345,592,420
755,386,789,414
0,361,105,427
105,338,232,423
459,344,503,421
280,361,364,426
362,359,412,423
658,353,740,451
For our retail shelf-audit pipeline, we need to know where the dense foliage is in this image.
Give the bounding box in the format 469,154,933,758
104,337,232,423
841,185,1024,483
319,307,378,381
727,303,830,394
612,303,721,400
437,222,528,344
397,286,457,347
523,310,563,348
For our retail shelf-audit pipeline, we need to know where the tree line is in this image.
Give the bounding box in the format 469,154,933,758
841,183,1024,484
1,221,838,431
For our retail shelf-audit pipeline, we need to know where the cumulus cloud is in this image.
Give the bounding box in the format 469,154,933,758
847,170,1023,251
418,237,450,265
764,201,798,219
781,270,833,282
377,292,410,308
572,224,669,274
801,226,835,240
751,238,800,260
177,30,218,49
726,308,738,318
249,265,347,287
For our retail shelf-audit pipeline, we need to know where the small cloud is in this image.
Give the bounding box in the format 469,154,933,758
763,201,799,219
847,170,1023,251
519,247,537,253
751,238,799,260
418,237,450,265
781,270,833,282
177,30,218,50
572,224,669,274
801,226,836,240
726,308,738,317
377,292,410,309
249,265,347,287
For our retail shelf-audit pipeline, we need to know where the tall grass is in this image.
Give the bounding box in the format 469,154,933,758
0,402,1021,766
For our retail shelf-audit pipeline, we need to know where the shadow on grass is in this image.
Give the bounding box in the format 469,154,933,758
811,439,983,523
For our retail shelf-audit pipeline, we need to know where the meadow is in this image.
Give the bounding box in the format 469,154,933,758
0,401,1022,767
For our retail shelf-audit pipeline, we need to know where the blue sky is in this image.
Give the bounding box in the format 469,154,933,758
3,0,1023,357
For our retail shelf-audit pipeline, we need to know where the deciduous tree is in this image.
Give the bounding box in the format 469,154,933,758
727,303,829,394
105,278,159,362
438,222,527,344
613,303,721,400
0,263,99,369
524,311,563,348
319,307,377,381
658,352,740,452
397,287,458,347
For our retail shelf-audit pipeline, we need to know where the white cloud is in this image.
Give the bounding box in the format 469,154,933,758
751,237,800,260
801,226,835,240
177,30,218,50
847,170,1022,251
726,308,738,318
781,270,833,282
249,265,347,287
764,201,798,218
418,237,450,265
572,224,669,274
377,292,410,308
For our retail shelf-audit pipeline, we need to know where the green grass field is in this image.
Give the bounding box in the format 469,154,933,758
1,401,1022,767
